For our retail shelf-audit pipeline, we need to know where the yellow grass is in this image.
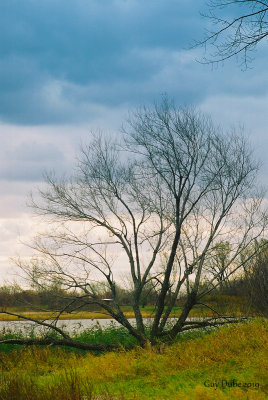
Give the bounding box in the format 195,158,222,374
0,297,252,321
0,309,157,321
0,318,267,399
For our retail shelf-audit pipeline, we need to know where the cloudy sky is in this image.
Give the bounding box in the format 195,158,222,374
1,0,268,283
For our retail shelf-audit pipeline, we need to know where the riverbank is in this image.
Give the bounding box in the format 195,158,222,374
0,318,267,399
0,301,251,321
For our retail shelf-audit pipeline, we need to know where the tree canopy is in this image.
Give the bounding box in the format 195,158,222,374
1,98,267,350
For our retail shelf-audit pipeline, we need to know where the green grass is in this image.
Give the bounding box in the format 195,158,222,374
0,318,267,399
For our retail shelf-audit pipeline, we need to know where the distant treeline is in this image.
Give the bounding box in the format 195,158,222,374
0,282,159,311
0,285,126,311
0,253,267,315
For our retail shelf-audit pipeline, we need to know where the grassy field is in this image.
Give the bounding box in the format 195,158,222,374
0,318,267,399
0,296,254,321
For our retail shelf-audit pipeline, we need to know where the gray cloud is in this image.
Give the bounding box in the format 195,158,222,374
199,93,268,187
0,0,206,124
1,0,268,283
1,0,268,182
1,0,268,125
0,138,66,181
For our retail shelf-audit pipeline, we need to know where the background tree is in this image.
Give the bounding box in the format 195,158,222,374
199,0,268,65
1,98,267,350
205,239,268,316
204,241,232,290
242,239,268,315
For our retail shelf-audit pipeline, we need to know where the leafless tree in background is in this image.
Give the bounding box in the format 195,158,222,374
1,97,267,350
199,0,268,65
242,239,268,316
203,241,232,290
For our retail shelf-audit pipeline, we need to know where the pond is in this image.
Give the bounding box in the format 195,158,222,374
0,317,205,335
0,318,139,335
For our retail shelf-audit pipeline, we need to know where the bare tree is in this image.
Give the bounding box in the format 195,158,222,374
242,239,268,316
203,241,232,290
199,0,268,65
1,98,267,350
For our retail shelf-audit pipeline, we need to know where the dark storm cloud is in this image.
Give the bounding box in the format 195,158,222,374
1,1,268,129
0,0,207,124
1,0,199,81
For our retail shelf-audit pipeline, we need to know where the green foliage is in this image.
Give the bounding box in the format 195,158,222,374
0,319,267,399
72,321,139,350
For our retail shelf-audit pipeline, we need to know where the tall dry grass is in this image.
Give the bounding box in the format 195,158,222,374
0,319,267,399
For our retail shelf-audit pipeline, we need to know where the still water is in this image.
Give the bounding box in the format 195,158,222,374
0,317,204,334
0,318,153,335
